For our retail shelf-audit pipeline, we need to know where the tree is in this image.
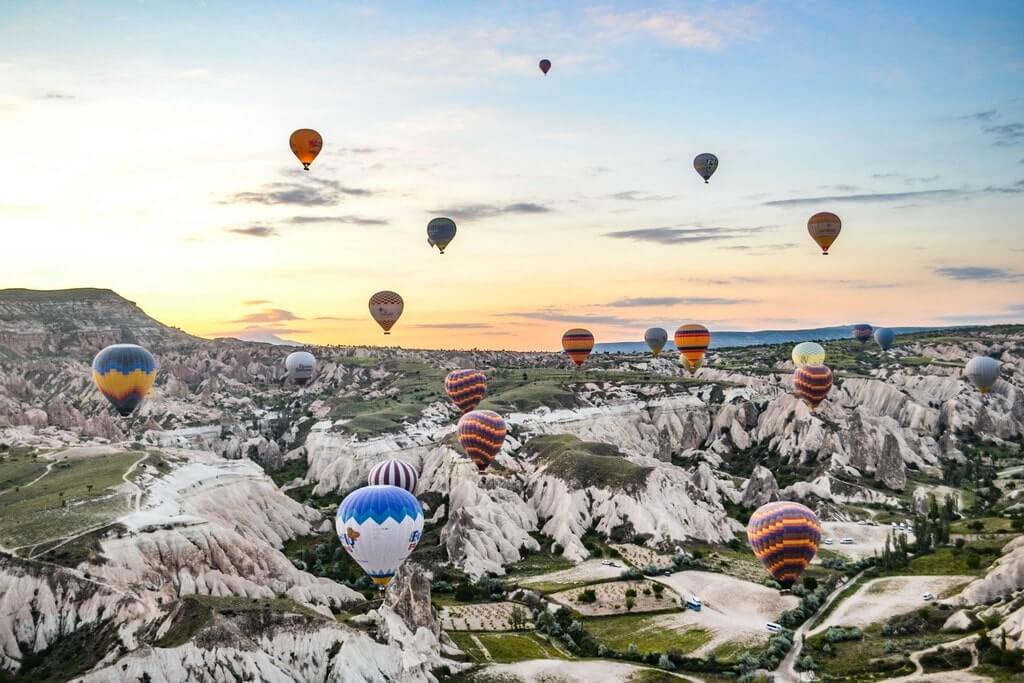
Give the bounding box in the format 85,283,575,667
625,596,635,612
509,606,528,630
652,583,665,598
966,552,981,570
802,576,818,591
658,654,675,670
968,520,985,532
577,588,597,604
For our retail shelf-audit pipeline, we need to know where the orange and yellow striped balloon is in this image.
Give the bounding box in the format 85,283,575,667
747,501,821,588
674,324,710,374
561,328,594,367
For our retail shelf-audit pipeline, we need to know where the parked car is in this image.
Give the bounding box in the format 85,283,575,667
766,622,782,633
922,592,935,602
824,538,835,545
840,537,855,544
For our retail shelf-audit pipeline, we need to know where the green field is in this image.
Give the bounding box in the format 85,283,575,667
0,452,49,492
523,434,652,492
156,595,326,648
447,631,567,663
0,452,142,549
951,516,1016,534
585,614,711,655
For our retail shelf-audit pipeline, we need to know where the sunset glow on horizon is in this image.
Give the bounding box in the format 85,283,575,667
2,1,1022,351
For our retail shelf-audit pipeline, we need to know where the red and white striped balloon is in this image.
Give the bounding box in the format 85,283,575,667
367,459,418,493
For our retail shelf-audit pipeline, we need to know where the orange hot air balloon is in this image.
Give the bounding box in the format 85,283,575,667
808,212,841,255
674,324,711,374
562,328,594,367
289,129,323,170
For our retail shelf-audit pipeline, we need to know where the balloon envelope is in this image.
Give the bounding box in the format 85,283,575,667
965,356,1000,393
289,129,322,170
539,59,551,74
92,344,157,417
427,217,457,254
793,364,833,410
693,153,719,183
792,342,826,367
675,324,711,374
285,351,316,386
458,410,507,471
852,324,873,344
808,212,841,255
747,501,821,588
369,291,404,334
874,328,895,351
368,459,419,494
445,369,488,413
562,328,595,367
336,485,423,587
644,327,668,357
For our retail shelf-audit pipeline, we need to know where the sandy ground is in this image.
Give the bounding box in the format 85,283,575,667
519,559,624,587
439,601,532,631
649,570,799,655
550,579,676,616
610,543,674,570
482,659,700,682
818,521,911,561
46,445,127,460
812,575,971,633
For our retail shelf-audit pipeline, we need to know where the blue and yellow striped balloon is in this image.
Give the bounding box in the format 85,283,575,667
92,344,157,416
747,501,821,588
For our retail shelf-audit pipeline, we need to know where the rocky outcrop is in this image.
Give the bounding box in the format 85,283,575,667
741,465,780,508
385,563,440,639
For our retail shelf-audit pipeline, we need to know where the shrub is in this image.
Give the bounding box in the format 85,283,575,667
577,588,597,604
658,654,675,670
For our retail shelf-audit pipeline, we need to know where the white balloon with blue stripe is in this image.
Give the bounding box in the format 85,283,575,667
368,458,418,493
336,485,424,587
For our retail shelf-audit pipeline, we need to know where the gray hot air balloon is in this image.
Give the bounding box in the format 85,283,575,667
874,327,895,351
644,327,668,357
693,153,719,183
285,351,316,386
965,356,1000,393
427,217,457,254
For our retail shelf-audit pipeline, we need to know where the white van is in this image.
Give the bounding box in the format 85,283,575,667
766,622,782,633
922,592,935,602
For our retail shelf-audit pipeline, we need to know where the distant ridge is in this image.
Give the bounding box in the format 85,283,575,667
594,325,955,354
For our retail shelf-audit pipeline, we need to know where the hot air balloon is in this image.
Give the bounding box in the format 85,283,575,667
747,501,821,588
693,153,718,183
368,459,419,494
427,217,457,254
793,364,833,410
457,410,507,472
874,328,895,351
644,328,668,357
791,342,826,367
675,324,711,374
808,212,841,255
336,485,423,588
562,328,595,367
445,369,488,413
289,129,322,171
539,59,551,75
285,351,316,386
92,344,157,417
852,324,873,344
369,291,404,334
965,356,1000,393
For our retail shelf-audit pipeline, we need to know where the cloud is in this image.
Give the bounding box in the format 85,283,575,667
591,7,757,50
497,310,639,326
286,215,388,226
603,225,774,245
983,122,1024,146
871,173,898,179
934,266,1021,282
339,147,380,154
39,92,75,100
430,202,552,221
412,323,494,329
817,184,860,192
719,242,798,253
957,110,997,122
312,315,362,321
763,189,962,207
227,225,277,238
607,296,750,307
242,299,271,306
223,177,373,206
210,325,310,338
232,308,302,323
609,191,674,201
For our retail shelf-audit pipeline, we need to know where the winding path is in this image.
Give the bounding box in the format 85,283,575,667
0,461,56,496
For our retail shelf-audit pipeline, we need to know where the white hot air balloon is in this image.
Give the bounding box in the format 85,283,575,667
285,351,316,386
336,485,423,588
965,356,1000,393
792,342,826,367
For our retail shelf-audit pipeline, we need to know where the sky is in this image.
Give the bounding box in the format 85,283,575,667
1,1,1022,351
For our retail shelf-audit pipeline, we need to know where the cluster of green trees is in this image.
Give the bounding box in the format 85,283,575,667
737,628,795,675
778,584,832,629
977,628,1024,673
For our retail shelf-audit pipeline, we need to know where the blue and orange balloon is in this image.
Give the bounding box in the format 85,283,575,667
457,410,507,472
747,501,822,588
92,344,157,416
